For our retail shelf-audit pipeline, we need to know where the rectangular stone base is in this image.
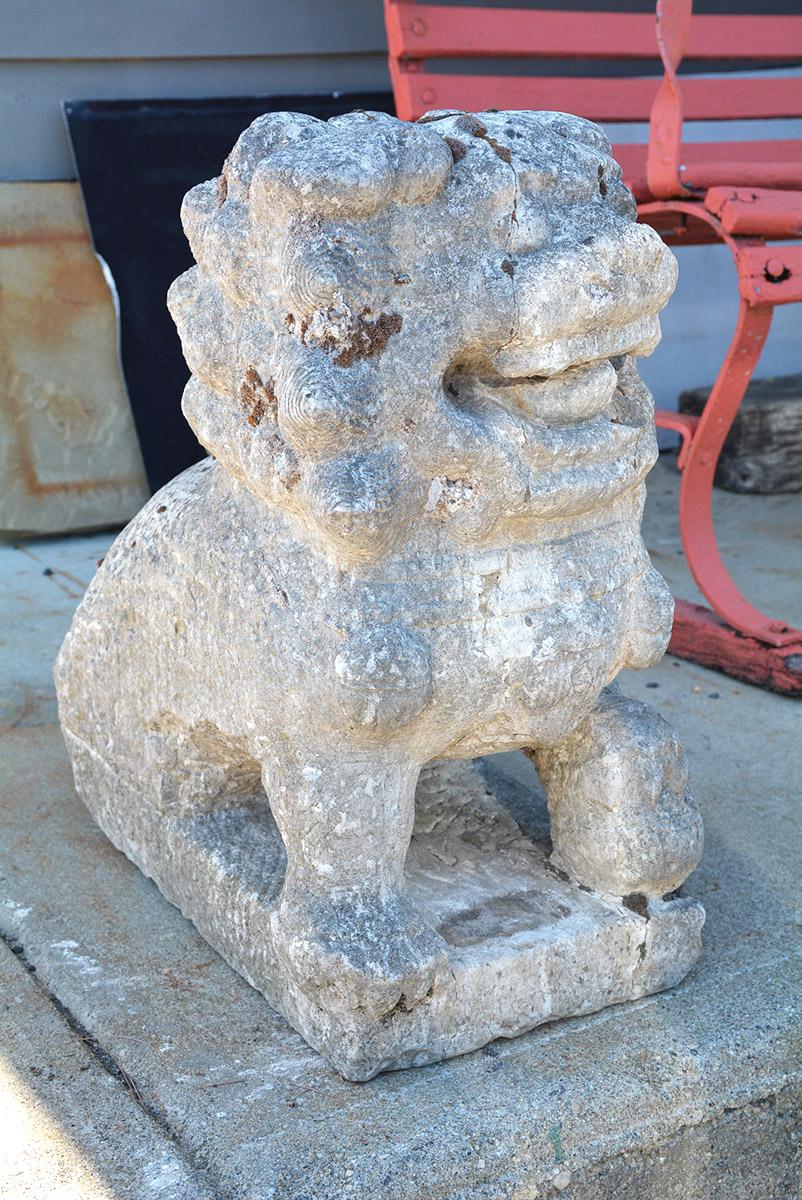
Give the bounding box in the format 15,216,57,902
64,736,704,1080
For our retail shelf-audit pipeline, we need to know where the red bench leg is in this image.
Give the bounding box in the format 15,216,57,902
657,297,802,693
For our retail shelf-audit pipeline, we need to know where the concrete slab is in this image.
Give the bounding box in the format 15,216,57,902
0,939,216,1199
1,457,800,1198
0,532,110,729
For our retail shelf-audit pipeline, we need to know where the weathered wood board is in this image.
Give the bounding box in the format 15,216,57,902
679,374,802,494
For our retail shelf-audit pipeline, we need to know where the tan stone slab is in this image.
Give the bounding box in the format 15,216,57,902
0,182,148,537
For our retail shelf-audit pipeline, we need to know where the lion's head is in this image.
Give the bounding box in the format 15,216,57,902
168,109,676,565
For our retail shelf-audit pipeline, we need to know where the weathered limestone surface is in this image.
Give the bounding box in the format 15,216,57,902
55,109,703,1079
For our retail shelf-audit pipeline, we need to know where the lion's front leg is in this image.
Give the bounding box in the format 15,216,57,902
527,687,703,898
263,747,448,1019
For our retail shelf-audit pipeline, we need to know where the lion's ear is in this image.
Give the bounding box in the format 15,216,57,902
392,127,453,205
180,179,219,265
224,111,323,198
167,267,237,396
250,135,395,220
248,118,452,221
329,111,453,206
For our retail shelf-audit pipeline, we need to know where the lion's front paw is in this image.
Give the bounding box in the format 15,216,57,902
270,888,449,1019
533,690,703,897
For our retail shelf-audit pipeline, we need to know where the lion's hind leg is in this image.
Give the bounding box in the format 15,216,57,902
140,716,264,817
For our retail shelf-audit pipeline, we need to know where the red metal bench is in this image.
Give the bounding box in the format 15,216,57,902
384,0,802,693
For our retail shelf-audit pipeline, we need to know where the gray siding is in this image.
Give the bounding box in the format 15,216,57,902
3,0,387,59
1,0,389,181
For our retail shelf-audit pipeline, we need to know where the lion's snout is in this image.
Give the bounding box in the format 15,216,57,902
494,222,677,379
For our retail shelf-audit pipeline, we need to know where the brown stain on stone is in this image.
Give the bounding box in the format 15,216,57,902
238,366,278,427
445,138,467,164
300,310,403,369
333,312,403,368
456,115,487,138
484,137,512,164
453,116,512,164
416,112,459,125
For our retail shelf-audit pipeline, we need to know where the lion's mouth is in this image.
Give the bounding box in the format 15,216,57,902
442,343,656,518
491,314,661,382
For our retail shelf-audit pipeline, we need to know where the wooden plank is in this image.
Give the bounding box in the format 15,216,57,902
681,158,802,194
386,3,802,63
614,141,802,201
386,3,660,60
394,72,662,122
686,13,802,62
393,71,802,124
681,76,802,121
669,600,802,695
679,374,802,494
388,59,420,123
658,139,802,166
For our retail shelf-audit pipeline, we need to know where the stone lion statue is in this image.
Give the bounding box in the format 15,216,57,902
56,109,703,1075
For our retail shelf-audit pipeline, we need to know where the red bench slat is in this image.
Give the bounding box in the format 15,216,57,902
387,5,659,59
680,160,802,194
704,186,802,237
392,69,802,124
387,3,802,63
614,141,802,200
